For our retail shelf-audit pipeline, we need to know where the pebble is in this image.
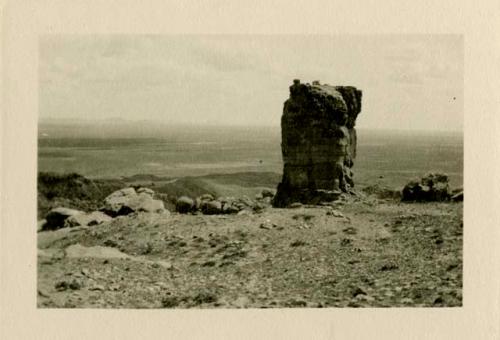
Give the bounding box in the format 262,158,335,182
355,294,375,302
352,287,367,297
326,210,344,218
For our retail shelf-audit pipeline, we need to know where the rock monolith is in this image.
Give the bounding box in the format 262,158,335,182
273,80,362,207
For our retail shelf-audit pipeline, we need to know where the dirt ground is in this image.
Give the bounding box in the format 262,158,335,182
37,194,462,308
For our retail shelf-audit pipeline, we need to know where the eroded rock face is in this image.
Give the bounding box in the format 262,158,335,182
273,80,362,207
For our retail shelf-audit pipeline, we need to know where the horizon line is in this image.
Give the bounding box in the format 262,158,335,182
38,117,463,134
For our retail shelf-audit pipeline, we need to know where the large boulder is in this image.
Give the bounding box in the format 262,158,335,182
64,211,112,228
200,200,222,215
102,188,166,216
273,80,362,207
43,207,84,230
176,196,195,213
402,173,451,202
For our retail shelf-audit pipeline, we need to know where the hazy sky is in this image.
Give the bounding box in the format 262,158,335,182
39,35,463,131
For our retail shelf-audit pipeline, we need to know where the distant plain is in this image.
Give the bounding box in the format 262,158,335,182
38,122,463,190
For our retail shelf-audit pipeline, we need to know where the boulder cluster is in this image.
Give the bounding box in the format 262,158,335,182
402,173,463,202
40,187,167,231
175,189,276,215
39,187,278,231
273,80,362,207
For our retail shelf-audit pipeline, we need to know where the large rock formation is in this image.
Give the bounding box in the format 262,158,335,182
273,80,362,207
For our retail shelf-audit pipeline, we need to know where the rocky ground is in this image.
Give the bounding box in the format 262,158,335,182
37,191,462,308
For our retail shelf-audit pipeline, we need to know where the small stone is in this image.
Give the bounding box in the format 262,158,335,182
37,289,50,298
342,226,357,235
237,210,252,216
103,239,118,247
55,279,82,291
433,296,444,305
451,191,463,202
327,210,344,218
352,287,366,297
355,294,375,302
400,298,414,304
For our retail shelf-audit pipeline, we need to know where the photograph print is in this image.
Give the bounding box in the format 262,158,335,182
37,35,463,308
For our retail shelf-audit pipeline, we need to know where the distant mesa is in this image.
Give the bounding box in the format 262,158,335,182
273,80,362,207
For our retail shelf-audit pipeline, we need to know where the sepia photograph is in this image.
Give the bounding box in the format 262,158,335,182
36,35,464,309
2,0,500,339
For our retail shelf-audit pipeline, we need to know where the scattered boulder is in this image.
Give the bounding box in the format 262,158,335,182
199,194,215,201
102,187,166,216
176,196,195,213
402,173,451,202
261,188,275,198
64,211,112,228
137,198,166,214
172,192,273,215
238,196,254,208
253,201,266,212
43,207,84,230
200,200,222,215
222,203,240,215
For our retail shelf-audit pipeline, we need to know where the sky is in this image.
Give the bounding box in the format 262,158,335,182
39,35,463,131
